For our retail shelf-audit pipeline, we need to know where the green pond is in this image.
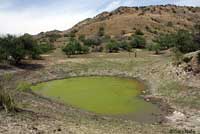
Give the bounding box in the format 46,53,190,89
32,76,161,121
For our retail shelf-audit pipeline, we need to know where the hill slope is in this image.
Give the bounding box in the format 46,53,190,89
37,5,200,46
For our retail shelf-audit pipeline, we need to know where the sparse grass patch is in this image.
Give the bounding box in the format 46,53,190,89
0,90,15,113
16,81,31,92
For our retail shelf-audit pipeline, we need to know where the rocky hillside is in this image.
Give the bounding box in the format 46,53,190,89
36,5,200,46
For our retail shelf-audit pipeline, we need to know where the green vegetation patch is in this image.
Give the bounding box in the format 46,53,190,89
32,77,159,115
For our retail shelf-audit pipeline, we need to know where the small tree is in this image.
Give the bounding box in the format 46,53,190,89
38,42,54,54
106,40,120,53
62,39,89,57
62,42,76,58
174,30,197,53
119,40,130,51
154,33,176,50
130,35,146,48
151,43,161,54
81,46,89,54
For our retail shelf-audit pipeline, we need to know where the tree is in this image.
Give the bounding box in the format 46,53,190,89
174,30,197,53
130,35,146,48
83,37,101,47
20,34,41,59
106,40,120,53
119,40,131,51
151,43,161,54
62,41,76,58
154,33,176,50
38,42,54,54
81,46,89,54
62,39,89,57
154,29,200,53
0,34,41,64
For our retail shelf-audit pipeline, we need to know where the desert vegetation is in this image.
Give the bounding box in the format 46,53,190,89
0,5,200,134
0,34,54,65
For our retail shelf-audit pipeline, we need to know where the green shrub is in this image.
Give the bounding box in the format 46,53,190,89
130,35,146,48
83,38,101,47
119,41,131,51
174,30,197,53
150,43,161,54
39,42,54,54
154,33,176,50
81,46,89,54
62,39,89,57
106,40,120,53
0,34,41,64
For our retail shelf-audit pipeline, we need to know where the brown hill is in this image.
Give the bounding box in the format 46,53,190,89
36,5,200,46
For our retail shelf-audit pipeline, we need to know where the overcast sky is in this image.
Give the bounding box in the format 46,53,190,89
0,0,200,35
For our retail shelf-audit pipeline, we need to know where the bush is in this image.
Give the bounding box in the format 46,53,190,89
39,42,54,54
130,35,146,48
81,46,89,54
119,41,132,51
154,33,176,50
83,38,101,47
0,34,41,64
150,43,161,54
62,39,89,57
155,29,200,53
174,30,198,53
106,40,120,53
62,43,75,57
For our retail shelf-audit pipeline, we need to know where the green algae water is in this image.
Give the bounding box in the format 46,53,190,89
32,77,160,121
